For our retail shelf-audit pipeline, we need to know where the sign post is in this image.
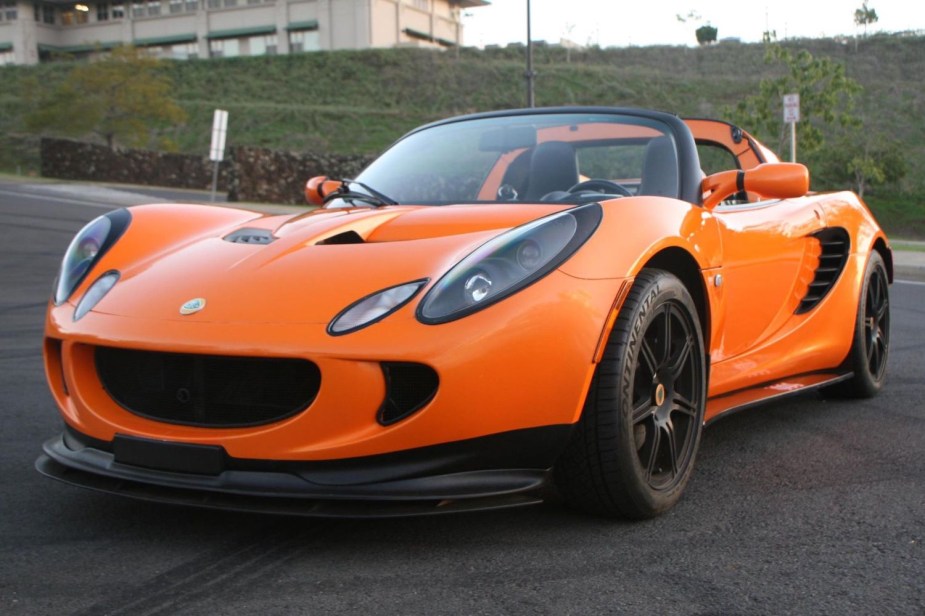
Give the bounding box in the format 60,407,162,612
783,93,800,163
209,109,229,202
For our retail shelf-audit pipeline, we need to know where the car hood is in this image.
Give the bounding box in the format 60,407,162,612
90,203,567,324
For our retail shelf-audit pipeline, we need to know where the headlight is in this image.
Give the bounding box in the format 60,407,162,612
329,279,428,335
418,203,602,324
54,209,131,305
73,271,120,321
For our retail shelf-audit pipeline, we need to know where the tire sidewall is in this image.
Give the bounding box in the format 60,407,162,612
848,251,890,396
606,271,706,516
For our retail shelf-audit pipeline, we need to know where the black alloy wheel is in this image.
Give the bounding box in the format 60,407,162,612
631,301,701,492
555,269,705,519
825,251,890,398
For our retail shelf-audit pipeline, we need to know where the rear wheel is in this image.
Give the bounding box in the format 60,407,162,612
825,251,890,398
554,270,706,519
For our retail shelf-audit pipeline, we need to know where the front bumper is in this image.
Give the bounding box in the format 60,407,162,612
37,425,570,517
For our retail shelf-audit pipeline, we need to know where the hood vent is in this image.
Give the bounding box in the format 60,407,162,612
796,227,850,315
317,231,365,245
224,228,275,245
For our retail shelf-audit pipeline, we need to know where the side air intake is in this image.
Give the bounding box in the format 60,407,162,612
378,362,439,425
796,228,850,315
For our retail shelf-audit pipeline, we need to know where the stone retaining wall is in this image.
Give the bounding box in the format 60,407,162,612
39,138,377,205
227,145,375,205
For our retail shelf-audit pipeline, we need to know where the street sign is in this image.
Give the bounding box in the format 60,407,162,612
209,109,229,162
783,94,799,163
783,93,800,123
209,109,229,201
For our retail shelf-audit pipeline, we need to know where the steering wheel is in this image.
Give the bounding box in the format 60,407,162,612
567,179,632,197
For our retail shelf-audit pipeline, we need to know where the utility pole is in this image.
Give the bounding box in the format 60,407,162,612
525,0,535,107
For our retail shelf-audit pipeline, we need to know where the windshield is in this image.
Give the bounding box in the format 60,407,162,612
349,112,680,206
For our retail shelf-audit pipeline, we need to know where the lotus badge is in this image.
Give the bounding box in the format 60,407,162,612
180,298,206,315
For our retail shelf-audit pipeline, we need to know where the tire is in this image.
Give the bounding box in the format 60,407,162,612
825,251,890,398
554,269,706,519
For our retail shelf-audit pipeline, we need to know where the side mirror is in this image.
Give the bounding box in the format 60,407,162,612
702,163,809,210
305,176,344,206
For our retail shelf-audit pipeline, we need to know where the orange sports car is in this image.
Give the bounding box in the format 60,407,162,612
37,107,891,519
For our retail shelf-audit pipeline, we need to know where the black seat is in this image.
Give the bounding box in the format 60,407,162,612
524,141,579,201
638,136,679,198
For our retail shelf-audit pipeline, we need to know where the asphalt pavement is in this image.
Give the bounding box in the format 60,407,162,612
0,177,922,615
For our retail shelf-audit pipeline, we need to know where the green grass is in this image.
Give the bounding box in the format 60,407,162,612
3,35,924,234
891,241,925,252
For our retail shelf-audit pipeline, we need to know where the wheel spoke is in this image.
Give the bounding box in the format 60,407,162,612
668,335,692,380
875,298,888,321
665,421,680,478
645,426,661,481
632,399,653,425
659,307,672,364
639,339,659,376
672,394,698,418
870,331,886,373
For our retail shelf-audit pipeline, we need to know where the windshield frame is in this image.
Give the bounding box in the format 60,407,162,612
343,107,703,208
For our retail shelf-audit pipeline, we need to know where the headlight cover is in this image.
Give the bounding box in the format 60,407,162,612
328,279,428,335
418,202,602,324
73,271,120,321
54,209,131,305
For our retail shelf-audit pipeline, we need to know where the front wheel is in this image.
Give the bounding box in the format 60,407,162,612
554,270,706,519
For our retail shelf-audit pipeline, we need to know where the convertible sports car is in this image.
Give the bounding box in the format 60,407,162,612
37,107,891,519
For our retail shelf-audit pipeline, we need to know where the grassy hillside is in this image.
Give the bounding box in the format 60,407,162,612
2,34,923,232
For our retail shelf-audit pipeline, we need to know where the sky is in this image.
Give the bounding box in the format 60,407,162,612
461,1,925,48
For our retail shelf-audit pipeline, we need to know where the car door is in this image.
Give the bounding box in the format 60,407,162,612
711,198,826,363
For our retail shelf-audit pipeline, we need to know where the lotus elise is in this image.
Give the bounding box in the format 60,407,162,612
37,107,892,519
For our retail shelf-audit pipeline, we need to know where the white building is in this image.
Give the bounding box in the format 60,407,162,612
0,0,487,65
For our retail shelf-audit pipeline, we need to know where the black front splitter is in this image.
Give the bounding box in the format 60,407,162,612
37,433,552,518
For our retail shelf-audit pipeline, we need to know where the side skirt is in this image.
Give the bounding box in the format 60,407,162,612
704,372,852,426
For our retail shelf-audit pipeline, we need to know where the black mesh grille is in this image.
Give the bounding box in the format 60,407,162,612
378,362,439,425
96,347,320,427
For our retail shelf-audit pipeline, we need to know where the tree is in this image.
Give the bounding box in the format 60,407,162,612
726,45,862,158
810,135,906,197
26,45,187,150
854,2,879,36
695,25,718,45
676,11,717,46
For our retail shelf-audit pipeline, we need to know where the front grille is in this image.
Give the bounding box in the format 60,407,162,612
96,347,320,427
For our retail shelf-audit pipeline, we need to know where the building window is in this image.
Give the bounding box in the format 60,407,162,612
411,0,429,10
210,38,239,58
60,6,90,25
185,0,197,11
0,49,14,64
147,0,161,16
111,0,124,17
248,34,276,56
288,30,319,53
169,0,181,13
38,4,55,24
1,0,17,21
97,3,109,20
132,1,143,17
172,42,198,59
223,0,236,7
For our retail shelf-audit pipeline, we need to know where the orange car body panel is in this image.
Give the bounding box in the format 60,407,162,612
43,115,889,465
